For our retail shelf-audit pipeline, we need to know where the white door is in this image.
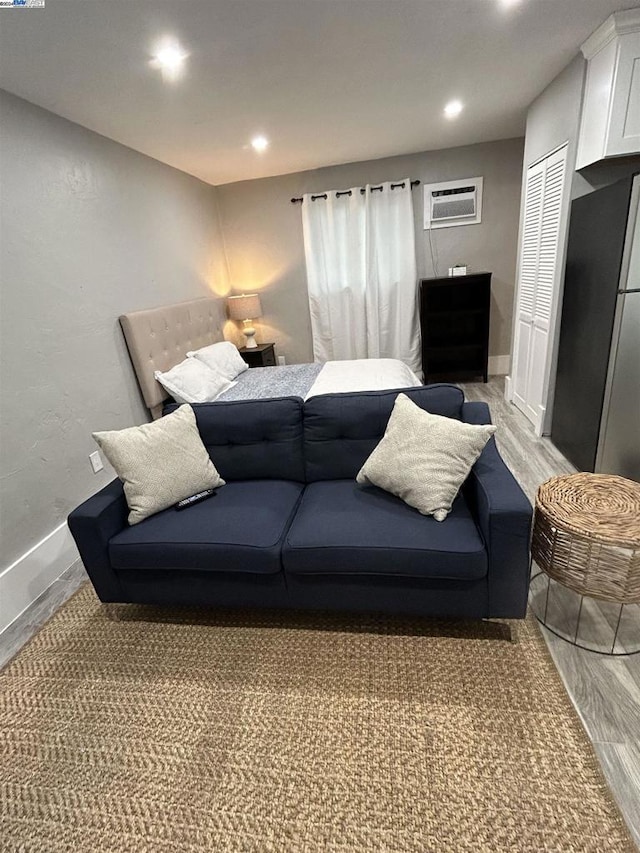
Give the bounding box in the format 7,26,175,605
511,145,568,433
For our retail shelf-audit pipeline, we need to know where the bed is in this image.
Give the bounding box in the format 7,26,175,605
120,297,421,419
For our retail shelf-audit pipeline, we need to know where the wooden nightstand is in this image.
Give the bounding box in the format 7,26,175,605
238,343,276,368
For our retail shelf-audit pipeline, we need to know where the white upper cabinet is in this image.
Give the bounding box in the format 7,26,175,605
576,9,640,170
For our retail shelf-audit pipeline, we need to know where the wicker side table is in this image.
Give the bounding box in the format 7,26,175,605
530,473,640,655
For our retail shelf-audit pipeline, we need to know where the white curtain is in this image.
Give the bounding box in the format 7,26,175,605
301,180,420,373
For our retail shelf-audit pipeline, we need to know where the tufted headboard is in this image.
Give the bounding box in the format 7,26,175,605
120,297,227,419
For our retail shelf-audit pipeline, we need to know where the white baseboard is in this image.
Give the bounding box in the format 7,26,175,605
504,374,512,401
0,523,79,635
488,355,510,376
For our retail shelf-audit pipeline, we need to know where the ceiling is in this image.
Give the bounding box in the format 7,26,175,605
0,1,635,186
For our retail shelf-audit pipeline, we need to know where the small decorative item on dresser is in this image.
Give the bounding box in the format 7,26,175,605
238,343,276,368
448,264,468,277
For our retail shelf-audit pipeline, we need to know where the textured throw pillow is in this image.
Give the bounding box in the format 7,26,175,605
93,404,225,525
187,341,249,382
154,357,234,404
356,393,496,521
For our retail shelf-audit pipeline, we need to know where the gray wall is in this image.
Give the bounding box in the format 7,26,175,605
522,55,585,174
217,137,525,364
0,90,230,570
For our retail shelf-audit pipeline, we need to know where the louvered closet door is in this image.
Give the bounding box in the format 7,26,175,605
512,146,568,433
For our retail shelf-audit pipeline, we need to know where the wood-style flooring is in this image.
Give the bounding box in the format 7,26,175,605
1,377,639,846
0,560,88,672
460,377,640,848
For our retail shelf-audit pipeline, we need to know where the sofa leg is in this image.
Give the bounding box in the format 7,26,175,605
509,621,522,644
103,603,123,622
483,618,514,643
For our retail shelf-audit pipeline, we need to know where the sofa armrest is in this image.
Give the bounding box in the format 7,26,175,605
462,402,532,618
67,479,127,602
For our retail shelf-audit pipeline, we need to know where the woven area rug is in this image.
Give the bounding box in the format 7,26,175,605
1,585,635,852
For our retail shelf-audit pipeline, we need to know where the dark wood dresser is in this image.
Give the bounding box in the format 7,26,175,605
419,272,491,383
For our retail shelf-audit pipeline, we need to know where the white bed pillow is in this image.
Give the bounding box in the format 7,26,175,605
187,341,249,382
356,393,496,521
154,358,234,404
93,404,225,525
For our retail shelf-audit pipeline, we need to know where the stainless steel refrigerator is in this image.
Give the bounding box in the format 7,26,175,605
552,172,640,481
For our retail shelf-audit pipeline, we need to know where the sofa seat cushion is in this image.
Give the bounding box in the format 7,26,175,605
110,480,303,574
283,480,487,580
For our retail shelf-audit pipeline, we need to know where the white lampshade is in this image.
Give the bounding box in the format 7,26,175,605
227,293,262,321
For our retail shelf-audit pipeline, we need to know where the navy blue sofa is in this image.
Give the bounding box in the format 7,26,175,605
68,384,533,620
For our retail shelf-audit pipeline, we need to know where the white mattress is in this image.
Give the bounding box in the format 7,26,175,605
305,358,421,400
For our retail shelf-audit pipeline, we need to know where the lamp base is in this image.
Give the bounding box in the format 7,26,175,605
243,322,258,348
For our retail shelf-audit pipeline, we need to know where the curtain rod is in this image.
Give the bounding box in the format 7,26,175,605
290,179,420,204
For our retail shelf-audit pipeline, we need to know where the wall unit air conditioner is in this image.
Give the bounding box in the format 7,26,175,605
423,177,483,229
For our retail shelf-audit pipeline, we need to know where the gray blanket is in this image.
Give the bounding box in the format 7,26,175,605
217,363,323,401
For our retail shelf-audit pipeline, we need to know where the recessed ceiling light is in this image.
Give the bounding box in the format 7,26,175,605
150,40,188,79
444,100,463,119
251,135,269,153
500,0,521,7
154,44,187,71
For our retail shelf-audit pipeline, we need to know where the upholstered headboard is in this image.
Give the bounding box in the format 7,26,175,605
120,297,226,419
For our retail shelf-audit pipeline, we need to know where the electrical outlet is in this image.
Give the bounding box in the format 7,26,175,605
277,355,286,366
89,450,103,474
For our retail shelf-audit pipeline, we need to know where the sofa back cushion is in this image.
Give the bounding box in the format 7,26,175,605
303,384,464,482
166,397,305,482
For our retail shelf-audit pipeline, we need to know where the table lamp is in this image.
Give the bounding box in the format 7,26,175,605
227,293,263,348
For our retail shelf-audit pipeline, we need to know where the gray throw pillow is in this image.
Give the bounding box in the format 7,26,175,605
93,404,224,525
356,393,496,521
